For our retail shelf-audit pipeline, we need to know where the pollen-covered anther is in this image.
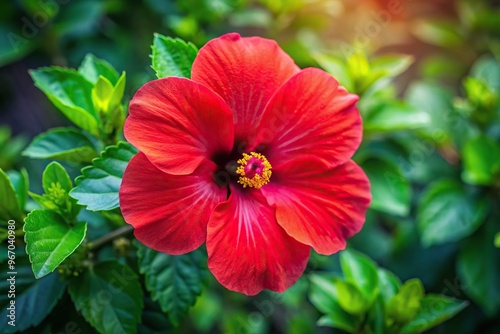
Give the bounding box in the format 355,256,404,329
236,152,272,189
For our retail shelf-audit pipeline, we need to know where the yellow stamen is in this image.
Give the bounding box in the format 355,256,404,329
236,152,272,189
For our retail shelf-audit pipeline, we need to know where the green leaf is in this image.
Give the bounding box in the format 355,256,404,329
377,268,402,304
406,82,455,143
24,210,87,279
39,162,80,217
334,278,370,315
22,128,98,163
457,222,500,315
495,232,500,248
386,279,424,324
136,242,208,326
70,142,137,211
370,54,415,78
92,75,115,112
0,169,23,223
30,67,100,137
151,33,198,78
470,56,500,92
6,169,29,211
78,53,120,85
139,298,175,334
340,249,379,304
312,52,353,91
364,102,430,132
363,158,411,216
412,20,463,48
0,253,66,333
417,180,488,246
461,136,500,185
401,294,468,334
68,261,143,334
309,274,359,332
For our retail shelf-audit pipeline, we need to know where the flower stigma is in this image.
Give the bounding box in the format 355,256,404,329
236,152,272,189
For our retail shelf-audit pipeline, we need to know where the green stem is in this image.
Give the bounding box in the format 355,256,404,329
87,225,133,250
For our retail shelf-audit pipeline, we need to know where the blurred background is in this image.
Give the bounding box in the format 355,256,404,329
1,0,500,333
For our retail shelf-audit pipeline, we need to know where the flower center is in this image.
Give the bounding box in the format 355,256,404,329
236,152,272,189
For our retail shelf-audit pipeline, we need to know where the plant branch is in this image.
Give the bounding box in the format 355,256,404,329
88,225,133,250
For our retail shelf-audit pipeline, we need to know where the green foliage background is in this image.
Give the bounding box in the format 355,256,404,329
1,0,500,333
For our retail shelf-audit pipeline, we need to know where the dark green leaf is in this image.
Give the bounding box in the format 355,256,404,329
136,242,208,326
386,279,424,324
24,210,87,279
30,67,100,136
6,169,29,211
0,252,66,333
461,135,500,185
340,249,379,304
70,142,137,211
417,180,488,246
0,169,23,223
363,159,411,216
68,261,143,334
151,33,198,78
401,294,468,334
457,222,500,315
78,53,120,85
23,128,98,163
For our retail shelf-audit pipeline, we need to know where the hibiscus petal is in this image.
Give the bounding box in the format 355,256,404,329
262,159,371,255
120,153,226,255
255,68,361,169
206,186,310,295
191,33,300,141
125,77,234,175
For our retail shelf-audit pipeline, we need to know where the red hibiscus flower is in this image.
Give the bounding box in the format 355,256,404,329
119,33,371,295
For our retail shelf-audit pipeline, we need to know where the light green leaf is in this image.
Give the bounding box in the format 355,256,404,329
364,102,430,132
470,56,500,92
413,20,463,48
30,67,100,136
340,249,379,304
495,232,500,248
363,158,411,216
387,279,424,324
68,261,143,334
401,294,468,334
151,33,198,78
370,54,415,78
334,278,370,315
457,222,500,315
136,242,208,326
461,136,500,185
70,142,137,211
78,53,120,85
406,82,455,143
109,72,126,109
309,274,359,332
24,210,87,279
38,162,80,217
92,75,115,112
22,128,98,163
0,169,23,223
312,52,353,91
417,179,488,246
377,268,402,304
